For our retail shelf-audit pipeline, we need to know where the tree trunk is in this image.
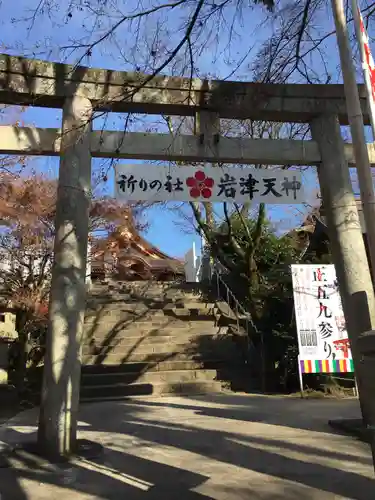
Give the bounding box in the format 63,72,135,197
14,309,30,395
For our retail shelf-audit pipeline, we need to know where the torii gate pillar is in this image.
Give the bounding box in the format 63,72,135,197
311,114,375,429
38,96,92,457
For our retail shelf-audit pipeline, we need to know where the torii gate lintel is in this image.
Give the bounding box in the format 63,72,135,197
0,53,371,124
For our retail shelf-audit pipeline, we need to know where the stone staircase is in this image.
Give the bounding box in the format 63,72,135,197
80,280,249,401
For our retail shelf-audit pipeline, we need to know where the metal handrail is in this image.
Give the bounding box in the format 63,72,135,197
210,261,255,364
210,260,265,389
215,271,249,323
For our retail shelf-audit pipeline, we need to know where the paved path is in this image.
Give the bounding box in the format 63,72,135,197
0,394,374,499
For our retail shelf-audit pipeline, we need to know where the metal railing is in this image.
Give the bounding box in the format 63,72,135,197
209,260,266,390
210,260,263,366
214,268,250,335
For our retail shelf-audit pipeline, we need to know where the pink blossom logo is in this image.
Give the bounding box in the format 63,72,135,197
186,171,214,199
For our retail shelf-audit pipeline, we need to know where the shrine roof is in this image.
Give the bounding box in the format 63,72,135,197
91,227,182,264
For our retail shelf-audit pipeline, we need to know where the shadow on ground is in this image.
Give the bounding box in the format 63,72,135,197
116,393,364,433
0,395,373,499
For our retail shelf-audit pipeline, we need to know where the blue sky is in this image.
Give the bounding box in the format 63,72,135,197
0,0,372,257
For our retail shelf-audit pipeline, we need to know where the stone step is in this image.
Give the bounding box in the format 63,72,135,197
29,364,248,399
88,290,205,299
84,318,193,331
28,361,234,384
89,290,193,301
172,298,216,309
82,336,236,355
86,296,169,305
86,300,167,315
99,280,200,291
83,320,220,338
163,308,217,320
82,346,238,365
84,316,171,327
85,307,218,322
83,323,220,341
85,319,220,329
84,310,173,320
80,380,223,400
82,347,242,364
165,307,218,317
87,295,165,305
84,321,219,339
89,288,203,302
164,292,203,300
81,359,231,375
84,314,169,326
84,324,227,338
84,314,215,324
81,368,218,387
83,333,227,348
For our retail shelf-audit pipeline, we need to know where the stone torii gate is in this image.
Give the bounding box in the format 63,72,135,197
0,54,374,457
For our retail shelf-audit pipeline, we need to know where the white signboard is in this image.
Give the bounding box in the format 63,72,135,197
115,164,304,204
184,242,201,283
291,264,351,361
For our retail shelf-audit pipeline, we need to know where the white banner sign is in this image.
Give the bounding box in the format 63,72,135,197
115,164,304,204
291,264,351,361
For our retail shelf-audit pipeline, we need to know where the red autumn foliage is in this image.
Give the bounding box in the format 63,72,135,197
0,173,147,314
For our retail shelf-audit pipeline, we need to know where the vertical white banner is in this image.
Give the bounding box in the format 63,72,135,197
184,241,199,283
291,264,351,361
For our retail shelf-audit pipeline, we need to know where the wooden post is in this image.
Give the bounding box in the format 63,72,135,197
311,114,375,426
38,96,92,458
